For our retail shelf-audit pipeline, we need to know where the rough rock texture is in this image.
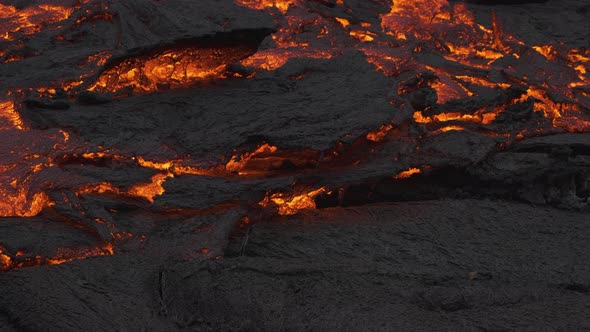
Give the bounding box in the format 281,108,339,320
2,200,590,330
461,0,590,47
0,0,589,330
26,52,394,159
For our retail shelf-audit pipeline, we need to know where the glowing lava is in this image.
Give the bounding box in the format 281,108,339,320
260,187,328,215
393,168,421,179
0,243,114,271
128,173,173,203
0,0,589,273
0,3,79,41
235,0,298,13
89,46,252,94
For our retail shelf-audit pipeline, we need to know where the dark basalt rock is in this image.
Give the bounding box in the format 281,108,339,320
0,0,589,330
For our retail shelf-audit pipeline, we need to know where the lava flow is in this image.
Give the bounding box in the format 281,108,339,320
0,0,588,272
89,44,257,94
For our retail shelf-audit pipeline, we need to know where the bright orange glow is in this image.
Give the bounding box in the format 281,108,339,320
0,3,78,41
241,49,334,71
349,30,376,42
0,0,589,276
0,100,25,130
234,0,298,13
0,250,12,270
575,64,586,75
520,87,590,132
393,168,421,179
128,173,173,202
226,143,278,175
533,45,557,61
260,187,327,215
137,157,173,171
77,182,120,196
436,125,466,133
61,80,84,92
335,17,350,28
366,124,393,142
89,44,256,93
454,75,511,89
0,186,50,217
413,110,497,125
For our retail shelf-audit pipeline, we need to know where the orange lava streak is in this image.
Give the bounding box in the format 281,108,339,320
454,76,511,90
0,243,114,271
413,110,497,125
46,243,114,265
435,125,466,134
137,157,173,171
226,143,278,174
393,168,421,179
77,182,120,196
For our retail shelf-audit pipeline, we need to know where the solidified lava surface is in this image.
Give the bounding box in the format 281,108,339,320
0,0,589,330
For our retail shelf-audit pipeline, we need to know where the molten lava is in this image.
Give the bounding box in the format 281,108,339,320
260,187,328,216
0,0,589,272
235,0,298,13
0,3,80,41
0,243,114,272
0,101,25,130
89,45,255,94
393,168,421,179
128,173,173,203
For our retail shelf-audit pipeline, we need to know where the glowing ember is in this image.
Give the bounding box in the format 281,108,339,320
435,125,466,134
335,17,350,28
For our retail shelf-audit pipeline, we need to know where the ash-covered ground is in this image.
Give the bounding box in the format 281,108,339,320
0,0,589,330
